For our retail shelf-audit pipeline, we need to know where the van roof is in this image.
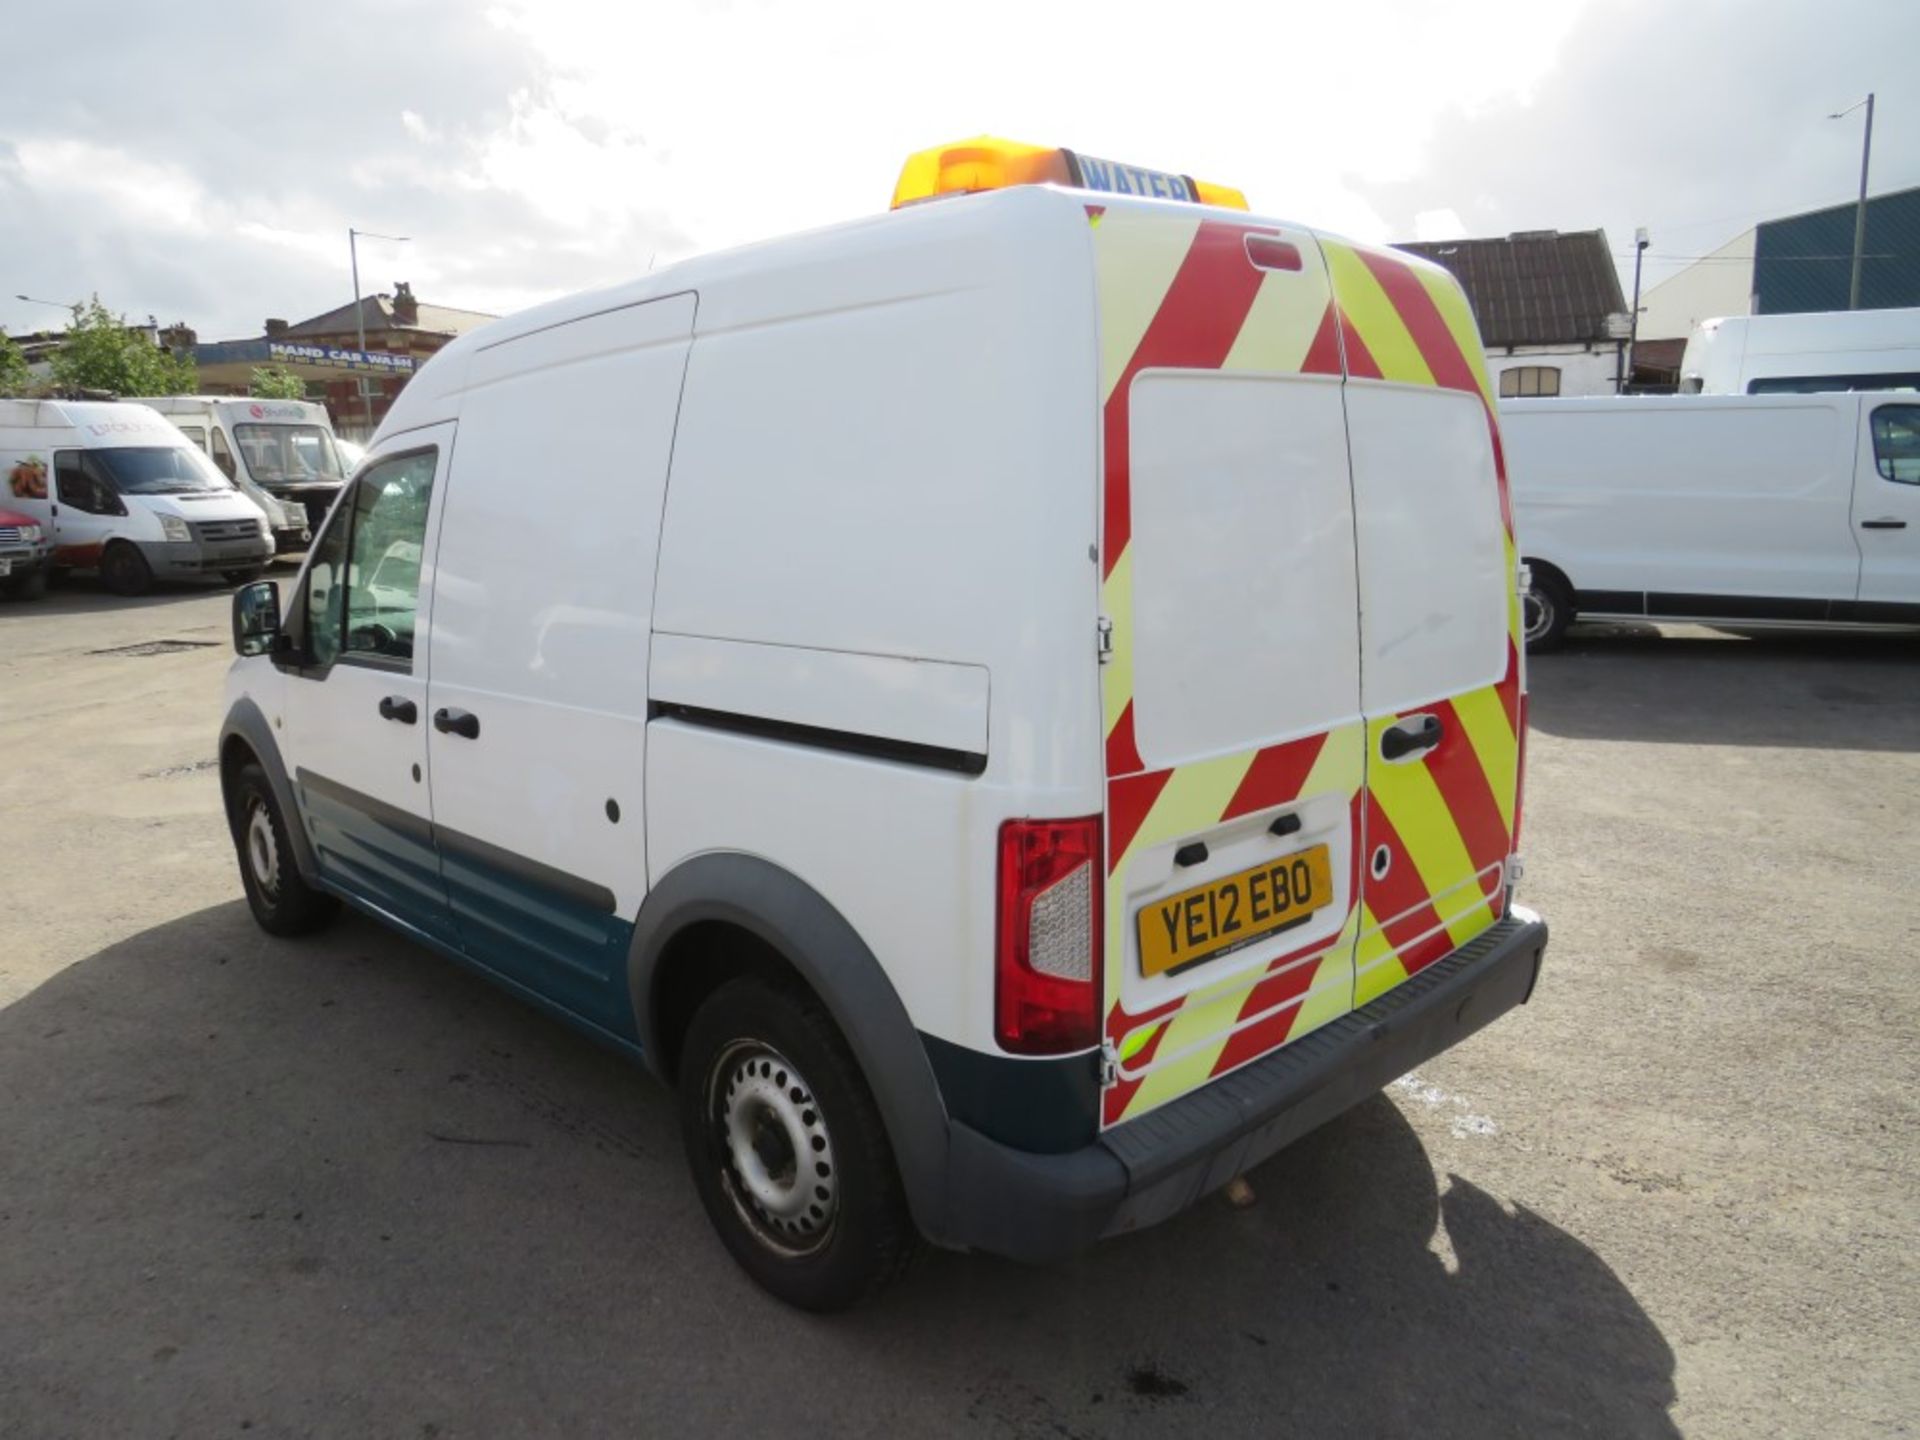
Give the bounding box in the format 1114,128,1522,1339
381,185,1438,437
0,398,197,444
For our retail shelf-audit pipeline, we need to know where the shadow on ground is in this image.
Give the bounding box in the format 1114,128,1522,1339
0,904,1678,1439
1531,624,1920,751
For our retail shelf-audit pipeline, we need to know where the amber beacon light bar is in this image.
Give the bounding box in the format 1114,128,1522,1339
891,136,1249,211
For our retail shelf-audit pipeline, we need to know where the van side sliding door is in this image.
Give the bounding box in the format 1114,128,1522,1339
423,292,697,1039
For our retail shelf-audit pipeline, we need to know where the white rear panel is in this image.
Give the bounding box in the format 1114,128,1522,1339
1127,371,1359,767
1347,382,1508,713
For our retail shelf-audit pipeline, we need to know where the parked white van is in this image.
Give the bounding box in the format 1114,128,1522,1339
217,148,1547,1309
146,395,346,540
1504,393,1920,648
1681,309,1920,396
2,399,273,594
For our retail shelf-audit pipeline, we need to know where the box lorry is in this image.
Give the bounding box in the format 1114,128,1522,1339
217,138,1546,1309
1504,393,1920,647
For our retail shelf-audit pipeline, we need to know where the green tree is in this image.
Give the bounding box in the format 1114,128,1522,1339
0,332,29,397
48,296,197,396
248,365,309,400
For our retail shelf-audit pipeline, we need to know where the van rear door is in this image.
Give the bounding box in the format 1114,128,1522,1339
1320,239,1523,1005
1092,203,1366,1128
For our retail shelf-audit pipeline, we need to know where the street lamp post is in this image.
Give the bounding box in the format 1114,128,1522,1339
1625,227,1650,393
347,227,410,433
1829,94,1875,311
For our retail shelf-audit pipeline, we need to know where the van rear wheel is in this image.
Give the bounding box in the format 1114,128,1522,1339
229,761,337,936
98,542,153,597
1524,569,1574,652
678,976,918,1311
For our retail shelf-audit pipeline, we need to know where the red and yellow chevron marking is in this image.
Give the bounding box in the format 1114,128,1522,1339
1088,209,1527,1128
1089,204,1358,1127
1323,237,1525,1008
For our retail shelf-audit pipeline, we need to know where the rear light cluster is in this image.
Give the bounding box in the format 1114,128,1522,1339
995,817,1103,1055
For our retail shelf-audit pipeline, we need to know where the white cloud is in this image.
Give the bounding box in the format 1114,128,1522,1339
5,0,1914,345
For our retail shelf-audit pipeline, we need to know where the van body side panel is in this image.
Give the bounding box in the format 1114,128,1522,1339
647,189,1102,1056
1321,241,1523,1006
1503,395,1864,604
422,293,695,1038
1092,203,1366,1129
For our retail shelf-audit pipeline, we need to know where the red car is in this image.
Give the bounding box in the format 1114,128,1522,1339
0,504,52,599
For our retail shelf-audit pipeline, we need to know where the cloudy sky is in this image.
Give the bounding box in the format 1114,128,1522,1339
2,0,1915,342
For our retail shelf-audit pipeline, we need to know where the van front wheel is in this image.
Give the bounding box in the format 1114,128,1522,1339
229,761,337,936
1524,570,1574,652
98,542,153,597
678,976,918,1311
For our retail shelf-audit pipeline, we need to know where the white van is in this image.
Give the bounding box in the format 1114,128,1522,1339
1504,393,1920,648
146,395,346,540
1,399,273,595
216,151,1547,1309
1681,309,1920,396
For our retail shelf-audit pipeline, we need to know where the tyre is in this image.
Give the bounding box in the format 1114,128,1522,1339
98,542,153,597
679,976,919,1311
222,568,265,586
1,567,48,600
228,761,338,936
1523,568,1574,653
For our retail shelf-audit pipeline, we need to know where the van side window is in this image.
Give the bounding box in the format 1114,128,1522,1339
1498,366,1561,399
341,449,436,668
1870,405,1920,484
303,503,351,668
178,425,208,452
209,428,237,479
52,452,126,516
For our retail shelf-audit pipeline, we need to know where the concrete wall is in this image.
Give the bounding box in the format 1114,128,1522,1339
1639,229,1755,341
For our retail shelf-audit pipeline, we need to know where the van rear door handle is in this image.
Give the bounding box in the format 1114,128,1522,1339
1381,714,1444,760
377,695,417,724
433,707,480,739
1861,518,1908,529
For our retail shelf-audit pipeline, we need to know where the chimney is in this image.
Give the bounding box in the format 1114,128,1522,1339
265,318,289,337
391,281,418,326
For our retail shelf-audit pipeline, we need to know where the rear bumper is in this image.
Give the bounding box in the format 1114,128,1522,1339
937,907,1549,1263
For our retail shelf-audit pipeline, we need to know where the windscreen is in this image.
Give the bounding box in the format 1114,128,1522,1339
91,446,233,495
235,424,346,483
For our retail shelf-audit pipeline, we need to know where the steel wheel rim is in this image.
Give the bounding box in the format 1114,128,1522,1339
245,798,280,899
1523,586,1554,643
709,1040,838,1257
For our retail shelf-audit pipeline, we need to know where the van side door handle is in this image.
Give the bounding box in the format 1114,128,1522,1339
377,695,417,725
433,707,480,739
1381,714,1444,761
1861,518,1908,529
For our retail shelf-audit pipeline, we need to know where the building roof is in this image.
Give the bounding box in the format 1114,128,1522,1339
1395,230,1626,348
282,293,497,340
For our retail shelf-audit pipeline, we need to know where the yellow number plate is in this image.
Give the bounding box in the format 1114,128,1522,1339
1137,844,1333,978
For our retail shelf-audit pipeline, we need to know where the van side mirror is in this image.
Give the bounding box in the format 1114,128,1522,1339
232,580,282,657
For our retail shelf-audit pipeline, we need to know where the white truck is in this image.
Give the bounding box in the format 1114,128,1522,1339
1504,393,1920,647
1681,309,1920,396
145,396,347,546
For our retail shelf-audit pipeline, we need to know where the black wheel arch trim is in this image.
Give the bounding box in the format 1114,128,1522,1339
219,695,321,885
627,852,960,1245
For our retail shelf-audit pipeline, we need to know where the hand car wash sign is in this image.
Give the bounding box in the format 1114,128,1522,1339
265,341,414,375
